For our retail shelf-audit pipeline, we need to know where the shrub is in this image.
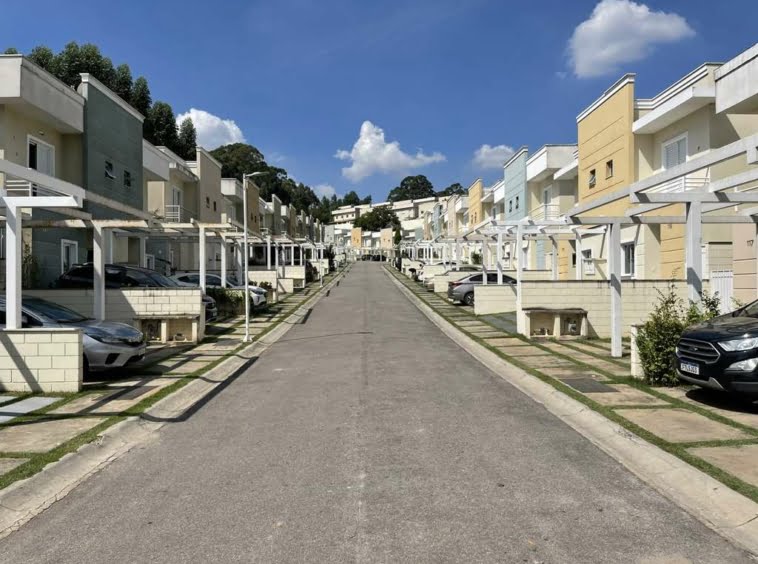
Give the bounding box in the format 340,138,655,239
206,287,245,316
636,285,721,386
471,252,482,265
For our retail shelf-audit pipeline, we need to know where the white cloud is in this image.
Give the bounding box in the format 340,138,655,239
314,183,337,198
176,108,246,149
335,120,445,182
472,144,515,170
568,0,695,78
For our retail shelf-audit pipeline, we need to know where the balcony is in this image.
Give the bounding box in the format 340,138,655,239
164,204,193,223
646,172,710,194
529,203,561,221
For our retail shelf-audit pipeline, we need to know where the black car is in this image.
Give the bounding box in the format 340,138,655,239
676,301,758,394
57,263,218,321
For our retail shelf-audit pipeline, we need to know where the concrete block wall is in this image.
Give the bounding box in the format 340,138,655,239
0,328,82,392
248,270,295,294
284,265,306,280
25,289,203,327
474,285,517,315
518,280,702,338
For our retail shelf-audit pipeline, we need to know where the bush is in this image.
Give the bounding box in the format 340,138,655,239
636,285,721,386
206,287,245,316
471,252,482,265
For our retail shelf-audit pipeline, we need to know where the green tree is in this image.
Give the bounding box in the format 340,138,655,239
342,191,362,206
393,226,402,246
437,182,465,197
112,64,133,102
27,46,55,72
354,207,400,231
53,41,82,85
387,175,435,202
3,47,19,54
147,102,180,151
210,143,266,180
177,117,197,160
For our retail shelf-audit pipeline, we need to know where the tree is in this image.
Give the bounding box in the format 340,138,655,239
342,191,362,207
112,64,133,102
53,41,82,85
354,207,400,232
437,182,465,197
27,46,55,72
387,175,435,202
393,226,402,246
177,117,197,160
3,47,18,54
147,102,179,151
210,143,266,180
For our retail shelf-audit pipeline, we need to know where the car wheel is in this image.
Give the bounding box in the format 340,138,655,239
464,292,474,306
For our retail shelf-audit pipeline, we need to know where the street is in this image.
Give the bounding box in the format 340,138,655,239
0,262,751,563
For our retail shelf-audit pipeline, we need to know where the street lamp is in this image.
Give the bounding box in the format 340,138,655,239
242,171,267,342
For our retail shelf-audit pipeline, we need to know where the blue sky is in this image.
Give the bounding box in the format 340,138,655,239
2,0,757,202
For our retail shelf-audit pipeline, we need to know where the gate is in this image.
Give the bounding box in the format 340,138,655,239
710,270,734,313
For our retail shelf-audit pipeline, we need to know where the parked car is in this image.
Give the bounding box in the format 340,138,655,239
0,296,146,373
172,272,267,309
423,265,481,290
57,263,218,321
447,272,516,306
676,300,758,394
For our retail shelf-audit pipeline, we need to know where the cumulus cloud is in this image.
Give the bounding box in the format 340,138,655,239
335,121,445,182
568,0,695,78
314,183,337,198
472,144,515,170
176,108,246,149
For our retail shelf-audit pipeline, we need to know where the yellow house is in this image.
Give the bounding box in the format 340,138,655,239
351,227,362,250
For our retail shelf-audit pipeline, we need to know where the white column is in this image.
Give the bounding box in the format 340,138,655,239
551,237,558,281
93,223,106,322
290,243,295,266
482,242,488,285
275,242,279,273
266,236,272,270
575,234,583,281
220,240,227,288
105,230,114,264
516,224,525,335
236,239,244,284
686,200,703,302
609,221,622,358
299,245,303,266
497,233,503,285
140,236,147,268
455,241,461,270
5,205,23,329
199,226,207,293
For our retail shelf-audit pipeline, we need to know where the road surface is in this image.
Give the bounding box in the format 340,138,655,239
0,262,751,563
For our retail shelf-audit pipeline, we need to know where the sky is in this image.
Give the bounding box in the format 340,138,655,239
2,0,757,203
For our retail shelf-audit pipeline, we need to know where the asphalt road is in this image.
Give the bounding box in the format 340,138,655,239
0,262,752,563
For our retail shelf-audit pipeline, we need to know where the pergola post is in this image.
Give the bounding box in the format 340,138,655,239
220,238,227,288
551,236,558,281
93,223,107,322
455,241,461,270
482,242,488,285
199,226,207,293
609,221,622,358
4,205,23,329
575,233,583,281
275,241,279,274
236,239,243,284
105,230,114,264
686,200,703,302
299,245,303,266
497,233,503,285
516,223,525,334
139,236,147,268
290,242,295,266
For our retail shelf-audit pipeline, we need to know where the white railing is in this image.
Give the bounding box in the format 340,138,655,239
3,175,65,198
646,171,710,194
164,204,193,223
529,203,561,221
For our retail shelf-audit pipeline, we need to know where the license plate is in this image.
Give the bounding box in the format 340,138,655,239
680,362,700,375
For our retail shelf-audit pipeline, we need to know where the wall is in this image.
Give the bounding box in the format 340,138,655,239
733,224,757,304
474,285,517,315
351,227,363,249
194,148,223,224
503,149,528,220
0,328,82,392
247,269,295,294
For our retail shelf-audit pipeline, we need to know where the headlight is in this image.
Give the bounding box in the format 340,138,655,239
718,337,758,352
727,358,758,372
87,333,123,344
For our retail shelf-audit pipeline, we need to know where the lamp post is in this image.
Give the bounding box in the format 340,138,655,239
242,171,267,342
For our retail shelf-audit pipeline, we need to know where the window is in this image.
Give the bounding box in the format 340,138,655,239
663,134,687,169
509,200,513,213
622,242,636,277
589,169,596,188
571,253,576,267
105,160,115,180
606,160,614,178
28,136,55,176
206,196,210,209
582,249,594,275
123,170,132,188
61,239,78,274
515,196,519,209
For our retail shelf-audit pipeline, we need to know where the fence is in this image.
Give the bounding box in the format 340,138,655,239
710,270,734,313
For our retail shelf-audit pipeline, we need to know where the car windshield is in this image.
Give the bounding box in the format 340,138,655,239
149,272,180,287
24,299,87,323
737,300,758,317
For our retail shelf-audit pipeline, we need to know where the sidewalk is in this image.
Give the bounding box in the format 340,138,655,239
0,272,342,490
388,267,758,503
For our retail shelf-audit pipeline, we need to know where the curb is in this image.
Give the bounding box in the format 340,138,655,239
385,268,758,556
0,270,345,540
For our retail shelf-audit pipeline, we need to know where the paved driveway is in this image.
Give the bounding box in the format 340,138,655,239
0,262,751,563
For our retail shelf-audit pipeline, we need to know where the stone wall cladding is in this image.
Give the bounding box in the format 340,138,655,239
474,285,518,315
0,329,82,392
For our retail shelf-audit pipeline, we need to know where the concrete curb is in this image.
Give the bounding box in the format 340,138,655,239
386,269,758,556
0,270,346,540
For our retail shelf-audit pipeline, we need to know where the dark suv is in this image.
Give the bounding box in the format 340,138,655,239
676,301,758,394
57,263,218,321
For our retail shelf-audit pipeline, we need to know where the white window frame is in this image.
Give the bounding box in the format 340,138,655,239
661,132,688,170
582,249,594,275
27,134,55,176
621,242,636,278
60,239,78,274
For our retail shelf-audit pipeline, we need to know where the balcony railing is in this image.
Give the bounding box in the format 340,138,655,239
164,204,193,223
2,176,64,198
646,171,710,194
529,203,561,221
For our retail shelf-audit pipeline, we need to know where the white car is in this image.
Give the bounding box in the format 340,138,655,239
172,273,268,308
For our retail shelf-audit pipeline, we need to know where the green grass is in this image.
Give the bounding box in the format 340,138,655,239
385,265,758,503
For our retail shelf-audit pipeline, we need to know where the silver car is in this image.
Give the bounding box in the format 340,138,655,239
0,297,146,373
172,272,267,308
447,272,516,306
